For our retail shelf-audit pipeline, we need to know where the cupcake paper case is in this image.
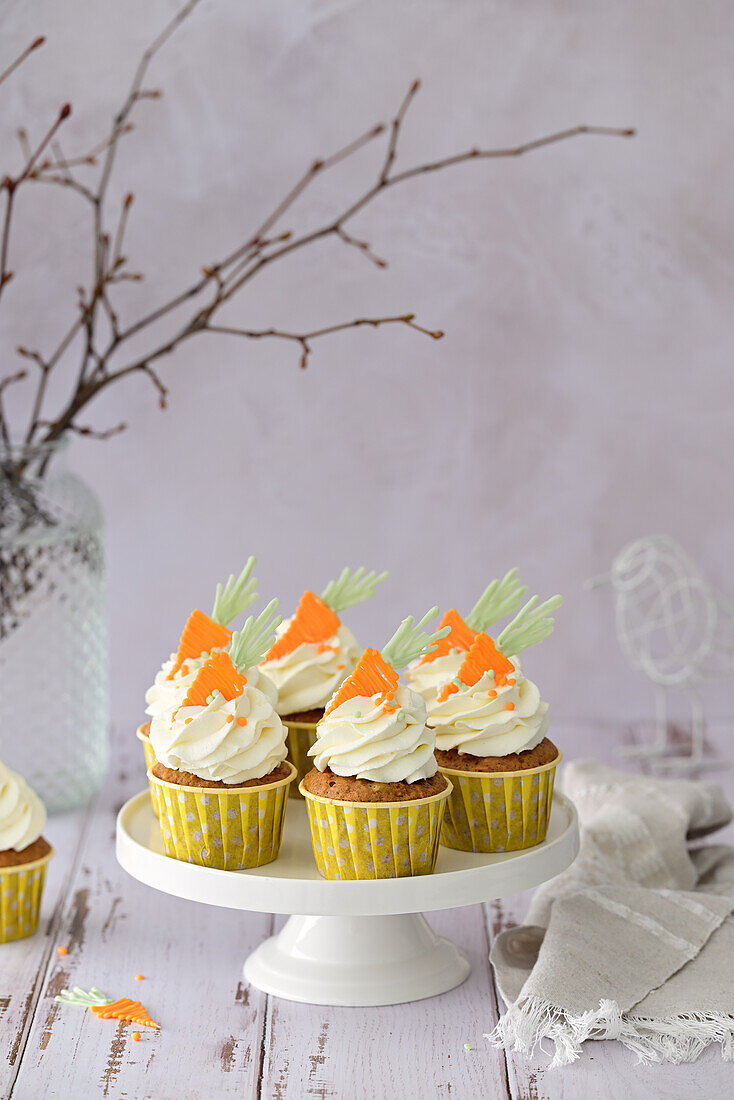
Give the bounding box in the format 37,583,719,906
301,607,453,880
260,567,387,798
149,600,295,869
429,588,563,854
0,761,53,943
139,558,260,781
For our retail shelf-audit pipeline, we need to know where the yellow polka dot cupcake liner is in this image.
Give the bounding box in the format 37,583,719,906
136,725,158,816
147,764,296,871
283,718,319,800
438,754,560,854
1,849,54,943
299,781,453,880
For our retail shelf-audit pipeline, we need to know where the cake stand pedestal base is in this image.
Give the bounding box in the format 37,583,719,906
243,913,470,1006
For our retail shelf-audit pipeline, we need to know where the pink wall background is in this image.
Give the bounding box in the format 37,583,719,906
2,0,732,729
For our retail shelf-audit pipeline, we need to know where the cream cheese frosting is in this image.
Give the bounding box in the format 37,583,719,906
309,683,437,783
149,666,287,784
428,656,548,757
405,650,465,708
261,623,360,715
0,761,46,852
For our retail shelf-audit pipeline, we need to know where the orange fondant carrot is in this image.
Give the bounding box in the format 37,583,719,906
168,609,233,679
181,651,247,709
459,632,513,686
91,998,159,1028
418,609,475,665
265,591,341,661
325,647,398,714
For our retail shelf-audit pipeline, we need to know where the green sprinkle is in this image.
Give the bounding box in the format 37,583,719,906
354,711,361,718
397,709,405,721
463,1043,473,1052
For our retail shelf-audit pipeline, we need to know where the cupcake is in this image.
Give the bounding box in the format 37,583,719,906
139,558,259,812
406,568,527,708
0,761,53,943
260,567,387,797
300,608,453,880
148,600,295,869
428,590,563,854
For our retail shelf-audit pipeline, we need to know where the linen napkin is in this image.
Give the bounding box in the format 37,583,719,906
487,760,734,1066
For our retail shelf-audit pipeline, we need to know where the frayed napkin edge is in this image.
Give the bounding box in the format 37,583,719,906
485,997,734,1067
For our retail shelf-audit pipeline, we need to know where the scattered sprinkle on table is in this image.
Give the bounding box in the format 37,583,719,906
463,1043,473,1052
57,946,68,956
132,1032,141,1042
134,974,145,981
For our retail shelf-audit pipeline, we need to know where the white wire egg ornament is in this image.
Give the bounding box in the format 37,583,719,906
588,535,733,770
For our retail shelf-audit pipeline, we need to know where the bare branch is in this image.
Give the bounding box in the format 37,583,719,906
336,225,387,269
206,312,444,369
0,36,45,90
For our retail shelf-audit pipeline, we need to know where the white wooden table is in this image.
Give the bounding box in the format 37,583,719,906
3,720,733,1100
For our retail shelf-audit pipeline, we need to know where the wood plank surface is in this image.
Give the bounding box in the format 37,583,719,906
3,718,733,1099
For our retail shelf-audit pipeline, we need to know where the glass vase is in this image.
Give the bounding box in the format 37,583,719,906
0,438,109,812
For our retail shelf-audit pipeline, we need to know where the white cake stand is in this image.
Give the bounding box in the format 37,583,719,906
116,792,578,1006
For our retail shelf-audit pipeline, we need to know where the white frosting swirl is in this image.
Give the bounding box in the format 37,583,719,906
429,656,549,757
309,684,437,783
0,762,46,852
406,650,465,707
261,623,359,715
150,666,287,784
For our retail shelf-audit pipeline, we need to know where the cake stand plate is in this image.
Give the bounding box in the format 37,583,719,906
117,792,578,1006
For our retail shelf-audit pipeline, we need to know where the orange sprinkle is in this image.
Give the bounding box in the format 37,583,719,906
419,609,475,665
507,678,516,686
236,716,247,726
57,945,67,956
436,681,459,704
180,665,189,677
132,1032,141,1042
506,702,515,710
488,689,497,698
135,974,145,981
337,663,345,671
184,717,193,725
168,609,232,679
265,591,341,661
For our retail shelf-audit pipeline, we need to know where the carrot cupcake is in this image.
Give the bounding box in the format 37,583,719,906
148,601,295,869
406,569,527,708
0,761,53,942
138,558,260,806
300,609,453,880
429,592,563,854
260,567,387,796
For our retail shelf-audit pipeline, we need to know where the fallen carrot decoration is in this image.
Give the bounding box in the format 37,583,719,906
55,986,160,1029
91,998,160,1029
264,567,387,662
